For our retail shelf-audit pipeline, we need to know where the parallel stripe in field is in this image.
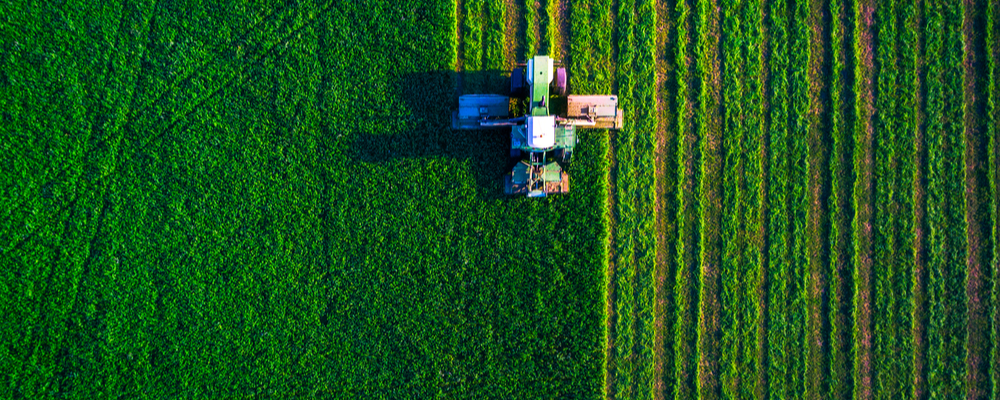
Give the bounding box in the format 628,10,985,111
961,0,990,397
908,0,929,396
889,0,919,396
990,2,1000,397
827,0,855,398
754,1,772,396
790,0,811,393
652,0,678,397
765,0,794,395
873,0,901,396
672,0,700,396
850,0,875,397
695,0,722,397
720,0,747,397
805,0,830,395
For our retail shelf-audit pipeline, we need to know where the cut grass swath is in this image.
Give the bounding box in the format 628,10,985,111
873,0,903,396
990,2,1000,397
720,0,747,396
673,0,700,396
960,0,990,397
765,0,795,395
827,0,855,398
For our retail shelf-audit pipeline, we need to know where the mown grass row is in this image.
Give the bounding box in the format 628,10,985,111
851,0,876,397
886,0,919,397
672,0,700,396
719,0,747,397
742,0,767,397
961,0,991,397
613,0,659,397
765,0,794,396
789,0,810,396
991,3,1000,397
695,0,722,397
827,0,855,398
805,0,831,394
922,0,968,397
872,0,905,397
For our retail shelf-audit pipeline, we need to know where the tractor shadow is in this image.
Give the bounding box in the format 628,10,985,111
351,69,557,201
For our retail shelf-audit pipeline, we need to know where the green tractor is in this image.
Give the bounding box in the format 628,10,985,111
452,55,623,198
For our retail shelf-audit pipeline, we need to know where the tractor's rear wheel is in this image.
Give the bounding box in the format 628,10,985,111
552,67,567,96
510,68,527,97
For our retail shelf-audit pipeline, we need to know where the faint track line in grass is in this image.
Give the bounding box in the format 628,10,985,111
0,1,313,231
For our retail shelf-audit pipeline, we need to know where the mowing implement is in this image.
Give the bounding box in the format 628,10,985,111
452,55,623,198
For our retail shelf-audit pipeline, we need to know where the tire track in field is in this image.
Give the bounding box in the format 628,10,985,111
961,0,990,396
0,1,321,234
653,0,677,398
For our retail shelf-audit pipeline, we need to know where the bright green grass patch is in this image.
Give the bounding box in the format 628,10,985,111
1,1,606,397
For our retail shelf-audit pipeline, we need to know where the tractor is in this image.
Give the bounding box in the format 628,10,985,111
452,55,623,198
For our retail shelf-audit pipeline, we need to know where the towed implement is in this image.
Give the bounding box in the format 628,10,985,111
452,54,623,198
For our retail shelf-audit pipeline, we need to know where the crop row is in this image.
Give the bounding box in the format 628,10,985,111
718,0,765,397
991,2,1000,398
671,0,700,397
609,0,658,397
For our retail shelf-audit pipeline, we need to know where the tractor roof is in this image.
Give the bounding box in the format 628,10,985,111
527,116,555,148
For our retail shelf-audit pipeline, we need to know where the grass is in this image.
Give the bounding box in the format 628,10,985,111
3,1,998,399
2,1,608,397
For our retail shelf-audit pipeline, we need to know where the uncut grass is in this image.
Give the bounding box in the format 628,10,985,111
1,1,608,397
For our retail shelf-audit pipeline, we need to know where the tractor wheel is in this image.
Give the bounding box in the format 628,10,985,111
510,68,527,97
552,67,567,96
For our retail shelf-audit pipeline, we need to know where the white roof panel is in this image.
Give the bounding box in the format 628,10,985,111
527,116,556,148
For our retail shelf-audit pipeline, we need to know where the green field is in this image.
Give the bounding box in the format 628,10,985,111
2,0,998,398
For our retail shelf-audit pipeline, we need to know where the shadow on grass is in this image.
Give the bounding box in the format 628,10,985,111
349,69,528,201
